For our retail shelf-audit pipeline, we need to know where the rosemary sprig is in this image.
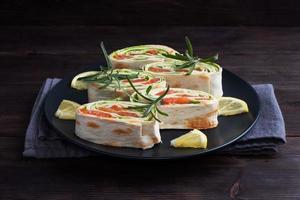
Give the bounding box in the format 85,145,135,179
126,76,169,122
100,41,112,69
162,36,219,75
77,41,139,89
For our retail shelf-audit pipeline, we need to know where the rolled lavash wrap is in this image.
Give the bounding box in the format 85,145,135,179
75,100,161,149
143,61,223,97
132,87,218,129
87,69,166,102
108,45,178,70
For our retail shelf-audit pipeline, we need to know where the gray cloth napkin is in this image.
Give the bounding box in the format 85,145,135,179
23,78,286,158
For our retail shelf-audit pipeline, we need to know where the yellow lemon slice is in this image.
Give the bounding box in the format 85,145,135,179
55,100,81,120
71,71,99,90
170,129,207,148
218,97,249,116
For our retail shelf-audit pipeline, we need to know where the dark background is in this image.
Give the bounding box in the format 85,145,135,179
1,1,300,199
1,0,300,26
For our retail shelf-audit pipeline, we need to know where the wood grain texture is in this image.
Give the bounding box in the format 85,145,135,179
0,137,300,200
0,26,299,199
1,0,300,26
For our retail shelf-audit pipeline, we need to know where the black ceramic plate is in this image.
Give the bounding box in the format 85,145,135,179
44,65,260,160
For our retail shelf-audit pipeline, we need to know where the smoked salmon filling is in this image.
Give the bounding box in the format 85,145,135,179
143,62,223,97
75,101,161,149
131,88,219,130
109,45,178,69
87,69,166,102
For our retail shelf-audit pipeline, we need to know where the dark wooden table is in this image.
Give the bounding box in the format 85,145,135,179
0,26,299,200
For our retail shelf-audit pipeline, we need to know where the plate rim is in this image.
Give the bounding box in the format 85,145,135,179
44,66,261,160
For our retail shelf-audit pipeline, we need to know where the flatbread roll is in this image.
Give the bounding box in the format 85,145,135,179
75,101,161,149
143,61,223,97
132,87,219,129
87,69,166,102
109,45,178,70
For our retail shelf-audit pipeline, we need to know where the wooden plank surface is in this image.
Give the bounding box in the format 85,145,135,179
0,26,299,199
1,136,300,200
1,0,300,26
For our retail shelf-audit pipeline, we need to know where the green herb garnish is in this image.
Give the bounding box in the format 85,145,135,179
162,36,219,75
126,77,169,122
77,42,139,89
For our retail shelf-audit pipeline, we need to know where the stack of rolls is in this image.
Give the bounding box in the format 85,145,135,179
69,42,224,149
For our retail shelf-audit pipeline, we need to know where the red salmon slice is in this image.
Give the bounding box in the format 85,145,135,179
143,78,160,85
155,89,177,96
79,108,113,118
162,97,192,105
98,106,139,117
145,49,159,55
122,78,146,83
113,54,133,60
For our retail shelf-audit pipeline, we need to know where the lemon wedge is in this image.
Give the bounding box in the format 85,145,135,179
170,129,207,148
71,71,99,90
55,100,81,120
218,97,249,116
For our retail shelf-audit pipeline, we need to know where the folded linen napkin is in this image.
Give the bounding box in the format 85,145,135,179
23,79,286,158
